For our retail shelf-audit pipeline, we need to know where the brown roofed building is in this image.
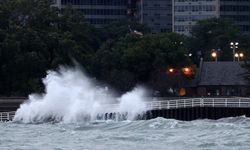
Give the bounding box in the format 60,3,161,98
185,61,250,97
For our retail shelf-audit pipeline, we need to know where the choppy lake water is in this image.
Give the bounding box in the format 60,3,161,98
1,117,250,150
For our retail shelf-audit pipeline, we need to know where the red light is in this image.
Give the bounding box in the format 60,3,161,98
182,67,191,76
184,68,190,72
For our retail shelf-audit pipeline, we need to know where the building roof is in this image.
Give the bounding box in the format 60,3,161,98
198,61,248,86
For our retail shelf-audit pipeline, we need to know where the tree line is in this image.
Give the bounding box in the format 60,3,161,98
0,0,250,96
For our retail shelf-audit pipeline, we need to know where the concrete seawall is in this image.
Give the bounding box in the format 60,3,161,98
105,97,250,121
147,107,250,121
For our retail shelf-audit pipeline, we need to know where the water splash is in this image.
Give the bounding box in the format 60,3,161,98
14,66,149,123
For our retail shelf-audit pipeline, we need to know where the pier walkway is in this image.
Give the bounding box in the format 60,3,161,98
1,97,250,121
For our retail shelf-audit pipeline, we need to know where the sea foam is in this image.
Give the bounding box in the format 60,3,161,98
14,66,149,123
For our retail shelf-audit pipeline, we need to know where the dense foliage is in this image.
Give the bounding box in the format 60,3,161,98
0,0,250,96
94,33,191,92
0,0,101,95
189,18,249,62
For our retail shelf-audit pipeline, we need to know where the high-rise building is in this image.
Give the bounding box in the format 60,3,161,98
137,0,172,33
173,0,250,35
53,0,173,33
173,0,220,35
220,0,250,34
54,0,250,35
53,0,137,27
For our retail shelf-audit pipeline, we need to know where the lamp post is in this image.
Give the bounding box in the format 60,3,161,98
167,67,193,96
239,52,244,59
211,51,217,62
234,52,244,62
185,53,192,57
230,42,239,61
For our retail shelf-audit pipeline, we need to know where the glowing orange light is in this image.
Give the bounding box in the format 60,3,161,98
239,53,244,58
211,52,217,58
169,68,174,73
182,67,191,76
184,67,190,72
235,53,239,58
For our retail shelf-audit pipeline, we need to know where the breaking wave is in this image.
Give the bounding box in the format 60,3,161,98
14,66,149,123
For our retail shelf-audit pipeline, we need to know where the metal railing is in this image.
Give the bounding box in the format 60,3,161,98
1,98,250,121
0,111,15,122
147,98,250,110
98,98,250,113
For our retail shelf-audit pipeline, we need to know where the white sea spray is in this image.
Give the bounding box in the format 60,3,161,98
14,66,149,123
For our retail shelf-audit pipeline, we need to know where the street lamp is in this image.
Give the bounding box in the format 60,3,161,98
211,51,217,62
168,68,174,73
185,53,192,57
182,67,191,76
234,52,244,61
239,52,244,58
230,42,239,61
166,66,194,96
167,67,192,76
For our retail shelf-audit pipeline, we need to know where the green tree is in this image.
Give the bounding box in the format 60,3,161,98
190,18,240,62
0,0,100,96
94,32,191,92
